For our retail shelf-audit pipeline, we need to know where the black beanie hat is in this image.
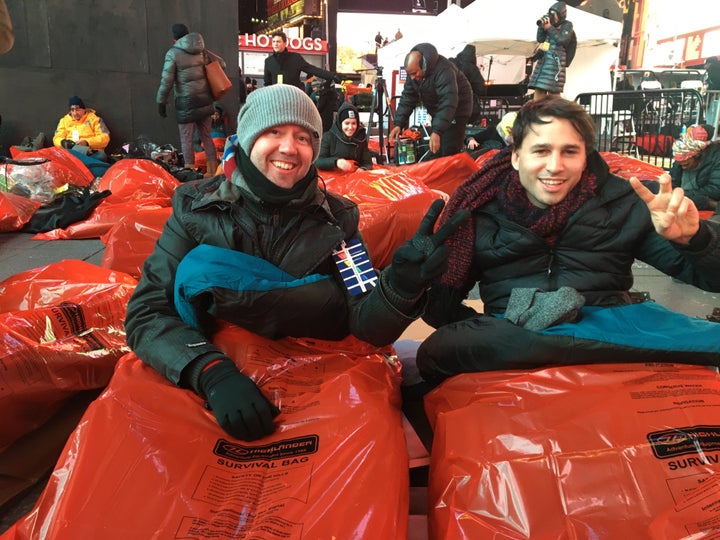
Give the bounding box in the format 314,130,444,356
172,23,189,40
68,96,85,108
338,106,357,124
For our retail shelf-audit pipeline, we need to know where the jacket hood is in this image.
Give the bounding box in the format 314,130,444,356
549,1,567,23
173,32,205,55
410,43,439,73
456,44,477,64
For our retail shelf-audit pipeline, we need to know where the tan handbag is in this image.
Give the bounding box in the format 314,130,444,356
204,51,232,100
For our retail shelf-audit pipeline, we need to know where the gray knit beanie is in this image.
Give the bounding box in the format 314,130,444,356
236,84,323,160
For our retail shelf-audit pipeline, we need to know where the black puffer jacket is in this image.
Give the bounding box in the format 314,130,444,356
451,44,486,123
394,43,473,135
669,143,720,210
424,152,720,327
156,32,223,124
316,102,373,170
125,167,423,392
528,1,574,94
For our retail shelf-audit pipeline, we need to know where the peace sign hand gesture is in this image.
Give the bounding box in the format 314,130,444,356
629,173,699,245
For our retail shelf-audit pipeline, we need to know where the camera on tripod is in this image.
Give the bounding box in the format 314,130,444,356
536,14,550,26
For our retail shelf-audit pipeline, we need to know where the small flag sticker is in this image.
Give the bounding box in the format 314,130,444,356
332,239,378,296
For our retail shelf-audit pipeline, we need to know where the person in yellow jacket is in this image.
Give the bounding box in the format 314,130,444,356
53,96,111,161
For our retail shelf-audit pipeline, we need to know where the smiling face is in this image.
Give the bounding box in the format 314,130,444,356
250,124,314,189
341,118,358,137
511,116,587,209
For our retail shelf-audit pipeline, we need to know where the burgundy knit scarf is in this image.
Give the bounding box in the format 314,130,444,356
439,148,598,289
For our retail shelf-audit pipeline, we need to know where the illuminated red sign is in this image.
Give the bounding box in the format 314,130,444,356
238,34,328,54
267,0,302,17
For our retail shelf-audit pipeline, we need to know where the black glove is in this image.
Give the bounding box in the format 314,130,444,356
199,359,279,441
158,103,167,118
387,199,469,298
61,139,75,149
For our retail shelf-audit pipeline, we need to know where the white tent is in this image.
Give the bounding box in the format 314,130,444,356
460,0,622,98
377,1,622,100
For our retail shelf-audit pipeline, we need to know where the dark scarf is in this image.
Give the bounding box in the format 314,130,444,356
439,147,598,289
237,146,317,206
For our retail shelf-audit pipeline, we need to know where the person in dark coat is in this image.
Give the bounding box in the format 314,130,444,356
670,124,720,211
415,97,720,386
389,42,473,159
316,101,373,171
528,1,574,99
263,30,339,89
125,84,467,442
451,44,486,125
157,23,224,175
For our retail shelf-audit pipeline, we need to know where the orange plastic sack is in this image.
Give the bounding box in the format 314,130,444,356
424,363,720,539
8,147,95,187
0,191,40,232
97,158,179,204
30,157,178,240
4,327,409,539
394,152,480,197
600,151,666,181
0,260,137,454
100,206,173,279
325,168,442,268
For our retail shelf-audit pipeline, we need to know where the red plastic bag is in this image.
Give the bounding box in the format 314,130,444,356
325,168,442,268
424,363,720,539
0,191,40,232
8,147,94,187
100,206,173,279
600,151,666,181
395,152,480,197
0,260,137,454
4,327,409,539
30,158,178,240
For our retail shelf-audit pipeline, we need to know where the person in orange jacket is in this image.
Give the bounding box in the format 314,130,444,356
52,95,111,161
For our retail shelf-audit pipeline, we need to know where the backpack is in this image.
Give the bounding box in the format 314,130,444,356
565,30,577,67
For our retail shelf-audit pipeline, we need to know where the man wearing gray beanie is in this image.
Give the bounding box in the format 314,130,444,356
126,83,468,442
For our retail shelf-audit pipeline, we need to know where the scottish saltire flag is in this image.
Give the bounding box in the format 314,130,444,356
333,239,378,296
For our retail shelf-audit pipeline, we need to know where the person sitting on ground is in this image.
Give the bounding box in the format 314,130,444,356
124,84,467,442
670,124,720,211
316,102,373,172
52,96,111,161
415,97,720,386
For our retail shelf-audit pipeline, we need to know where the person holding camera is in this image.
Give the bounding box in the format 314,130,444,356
528,1,575,100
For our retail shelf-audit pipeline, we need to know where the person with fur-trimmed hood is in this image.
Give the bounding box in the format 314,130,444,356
316,102,373,171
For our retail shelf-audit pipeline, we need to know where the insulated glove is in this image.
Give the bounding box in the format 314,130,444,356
158,103,167,118
387,199,469,298
199,359,279,441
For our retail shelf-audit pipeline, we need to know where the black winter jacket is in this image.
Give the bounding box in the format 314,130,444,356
263,50,336,89
125,169,423,393
316,102,373,170
451,44,486,123
528,1,574,94
156,33,225,124
394,43,473,135
424,152,720,327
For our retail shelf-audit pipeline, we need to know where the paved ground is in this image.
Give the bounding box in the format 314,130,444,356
0,230,718,537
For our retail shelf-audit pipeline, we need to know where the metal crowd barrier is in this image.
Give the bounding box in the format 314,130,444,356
575,88,705,169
